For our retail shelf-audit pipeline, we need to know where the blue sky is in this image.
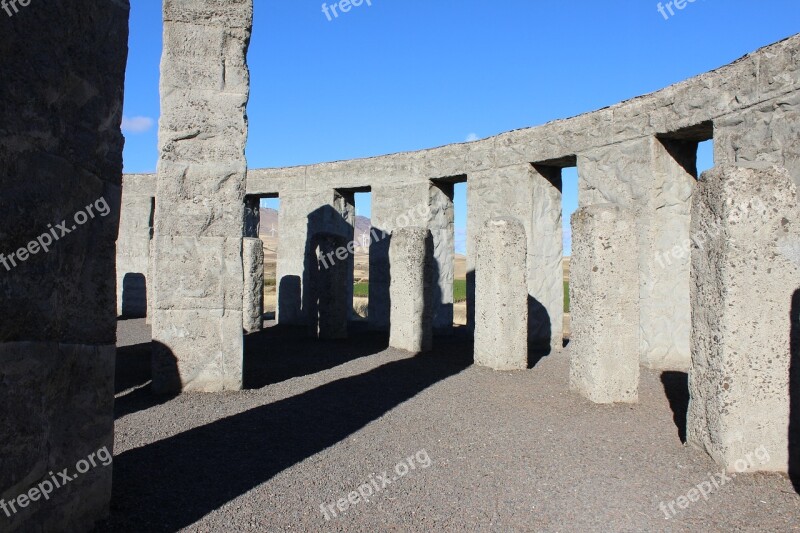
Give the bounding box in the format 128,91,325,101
122,0,799,254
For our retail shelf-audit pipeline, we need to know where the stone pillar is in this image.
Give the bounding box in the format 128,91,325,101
688,165,800,473
117,174,156,318
152,0,252,393
529,165,565,353
389,227,434,353
308,233,350,340
369,183,430,330
578,137,696,371
244,195,260,237
468,164,563,351
428,182,455,333
243,237,264,333
570,205,639,404
0,1,128,529
277,190,353,326
474,218,528,370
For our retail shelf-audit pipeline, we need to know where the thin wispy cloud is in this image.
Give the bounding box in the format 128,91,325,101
121,115,155,134
465,133,479,142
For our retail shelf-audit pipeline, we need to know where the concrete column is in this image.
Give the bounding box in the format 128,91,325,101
688,165,800,473
369,183,430,330
428,182,455,333
578,137,696,371
468,164,563,351
244,195,260,237
529,165,565,353
570,205,639,404
276,190,353,326
308,233,350,340
0,0,128,529
117,174,156,318
243,237,264,333
389,227,434,353
474,217,528,370
152,0,253,393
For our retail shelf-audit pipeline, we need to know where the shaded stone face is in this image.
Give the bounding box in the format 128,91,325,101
474,217,528,371
687,164,800,473
308,232,350,340
0,0,129,529
569,205,640,404
243,237,265,333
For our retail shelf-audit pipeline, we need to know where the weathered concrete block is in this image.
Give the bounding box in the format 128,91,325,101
578,137,695,372
152,0,252,393
389,227,434,353
474,217,528,370
570,205,639,403
369,183,431,330
0,343,115,532
687,165,800,472
428,182,455,333
307,233,350,340
152,309,243,393
243,237,264,333
276,191,354,326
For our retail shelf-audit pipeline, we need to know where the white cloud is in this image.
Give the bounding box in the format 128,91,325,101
465,133,479,142
121,115,155,134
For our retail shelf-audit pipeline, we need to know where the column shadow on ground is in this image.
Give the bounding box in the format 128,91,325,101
242,321,390,389
101,338,472,532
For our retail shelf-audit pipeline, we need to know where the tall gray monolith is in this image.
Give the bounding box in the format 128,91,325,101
474,217,528,370
570,205,640,403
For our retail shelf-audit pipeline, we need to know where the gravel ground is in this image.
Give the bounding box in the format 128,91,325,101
98,319,800,532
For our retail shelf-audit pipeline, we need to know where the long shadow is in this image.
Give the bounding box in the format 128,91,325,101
243,321,389,389
528,296,553,368
661,371,689,444
101,346,472,532
790,289,800,493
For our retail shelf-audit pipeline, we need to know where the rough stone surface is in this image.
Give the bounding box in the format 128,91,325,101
308,233,350,340
116,174,155,318
276,190,353,326
389,227,434,353
578,138,696,372
0,1,128,530
428,182,455,333
369,183,430,330
474,217,528,370
570,205,639,403
151,0,252,393
687,165,800,473
243,237,264,333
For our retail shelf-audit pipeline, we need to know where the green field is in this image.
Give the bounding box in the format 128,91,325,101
453,279,467,303
353,282,369,298
564,281,570,313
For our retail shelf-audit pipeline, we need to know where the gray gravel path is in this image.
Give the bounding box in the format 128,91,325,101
97,319,800,532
